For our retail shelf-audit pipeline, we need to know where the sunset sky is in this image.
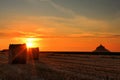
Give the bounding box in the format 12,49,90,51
0,0,120,51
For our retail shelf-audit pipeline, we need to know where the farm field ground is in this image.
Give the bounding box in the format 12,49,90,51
0,52,120,80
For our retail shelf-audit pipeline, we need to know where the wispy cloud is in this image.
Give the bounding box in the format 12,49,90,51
0,30,120,39
68,33,120,38
0,13,120,39
26,0,76,17
47,0,76,16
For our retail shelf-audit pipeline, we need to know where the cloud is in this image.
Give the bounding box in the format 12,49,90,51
0,13,120,39
0,30,120,39
26,0,76,17
107,34,120,38
0,31,24,38
48,0,76,16
27,15,110,33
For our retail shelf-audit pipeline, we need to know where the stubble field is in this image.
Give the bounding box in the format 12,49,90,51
0,52,120,80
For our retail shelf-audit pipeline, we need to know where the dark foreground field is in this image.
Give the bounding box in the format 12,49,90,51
0,52,120,80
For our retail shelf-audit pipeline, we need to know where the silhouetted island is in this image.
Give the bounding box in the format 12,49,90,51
40,44,120,55
93,44,110,52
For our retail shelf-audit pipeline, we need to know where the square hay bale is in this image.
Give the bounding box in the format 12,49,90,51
9,44,27,64
29,47,39,60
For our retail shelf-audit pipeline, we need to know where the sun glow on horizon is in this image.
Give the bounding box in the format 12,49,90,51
25,38,39,48
26,42,33,48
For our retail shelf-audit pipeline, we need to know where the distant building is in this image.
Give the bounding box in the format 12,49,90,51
9,44,27,64
29,47,39,60
93,44,110,52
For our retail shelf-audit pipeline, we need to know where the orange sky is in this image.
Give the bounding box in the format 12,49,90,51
0,0,120,52
0,15,120,51
0,37,120,52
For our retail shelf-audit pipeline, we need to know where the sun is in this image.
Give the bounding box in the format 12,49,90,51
21,37,42,48
26,42,33,48
25,38,37,48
